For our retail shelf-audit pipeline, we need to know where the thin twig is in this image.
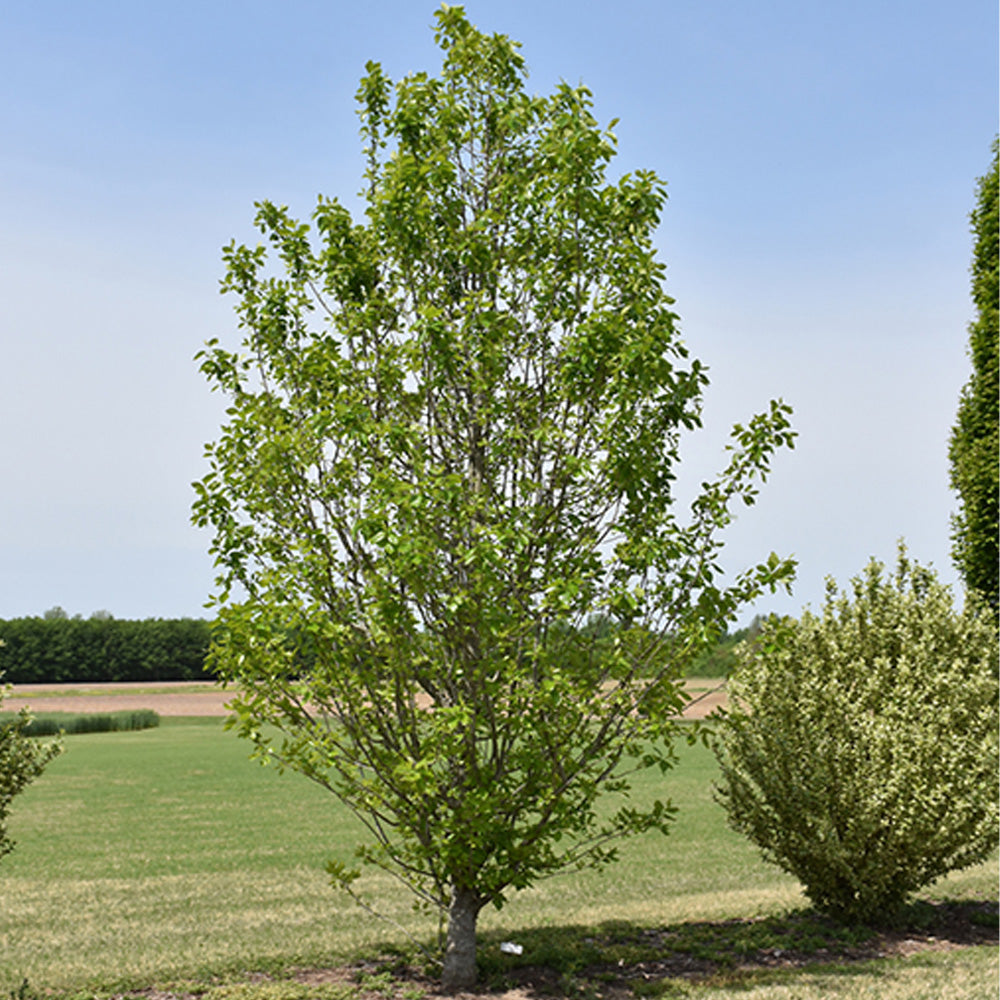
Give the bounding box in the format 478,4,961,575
338,880,442,969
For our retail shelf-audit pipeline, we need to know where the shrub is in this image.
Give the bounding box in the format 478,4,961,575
0,709,160,737
0,696,62,863
711,544,999,924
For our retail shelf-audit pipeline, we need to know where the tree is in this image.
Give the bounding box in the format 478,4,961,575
0,644,62,863
949,138,998,614
712,545,999,924
193,7,795,989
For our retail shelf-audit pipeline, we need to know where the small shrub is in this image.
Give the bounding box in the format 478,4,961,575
712,544,999,924
0,697,62,863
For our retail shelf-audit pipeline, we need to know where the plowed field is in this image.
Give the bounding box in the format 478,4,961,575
5,679,726,718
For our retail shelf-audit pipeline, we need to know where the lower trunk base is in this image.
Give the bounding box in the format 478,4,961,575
441,885,481,992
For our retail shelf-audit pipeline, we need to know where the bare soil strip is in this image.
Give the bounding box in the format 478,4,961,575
4,682,234,717
5,680,727,719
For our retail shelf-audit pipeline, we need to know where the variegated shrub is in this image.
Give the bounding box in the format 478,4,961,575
713,544,998,923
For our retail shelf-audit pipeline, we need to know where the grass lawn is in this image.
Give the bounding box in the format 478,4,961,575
0,717,995,997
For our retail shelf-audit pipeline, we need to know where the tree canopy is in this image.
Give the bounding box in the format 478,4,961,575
193,7,795,989
949,138,999,614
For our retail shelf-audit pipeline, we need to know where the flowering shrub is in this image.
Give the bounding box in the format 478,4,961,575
713,545,999,923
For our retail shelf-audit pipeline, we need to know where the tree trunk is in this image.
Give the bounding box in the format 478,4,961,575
441,884,481,992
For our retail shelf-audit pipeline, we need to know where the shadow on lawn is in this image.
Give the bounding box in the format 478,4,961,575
467,899,999,994
104,900,999,1000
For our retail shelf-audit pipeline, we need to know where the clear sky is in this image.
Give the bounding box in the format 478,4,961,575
1,0,996,624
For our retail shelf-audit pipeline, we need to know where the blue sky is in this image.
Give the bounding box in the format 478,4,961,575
1,0,996,623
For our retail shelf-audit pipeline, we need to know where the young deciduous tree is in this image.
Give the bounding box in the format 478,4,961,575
713,546,999,925
193,8,795,989
949,138,999,614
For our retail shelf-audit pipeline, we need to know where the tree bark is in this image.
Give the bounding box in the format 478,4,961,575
441,884,481,992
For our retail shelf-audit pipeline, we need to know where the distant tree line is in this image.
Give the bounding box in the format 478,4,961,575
0,606,750,686
687,618,765,678
0,612,213,684
572,615,762,678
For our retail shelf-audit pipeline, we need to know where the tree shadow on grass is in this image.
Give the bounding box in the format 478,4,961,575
470,899,999,996
128,900,996,999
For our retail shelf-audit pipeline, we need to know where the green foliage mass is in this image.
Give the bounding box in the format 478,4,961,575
0,616,212,683
712,545,999,924
687,618,763,678
0,680,61,865
0,708,160,737
949,138,999,614
193,7,794,987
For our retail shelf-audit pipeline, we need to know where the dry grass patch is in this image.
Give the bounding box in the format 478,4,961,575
0,868,424,991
